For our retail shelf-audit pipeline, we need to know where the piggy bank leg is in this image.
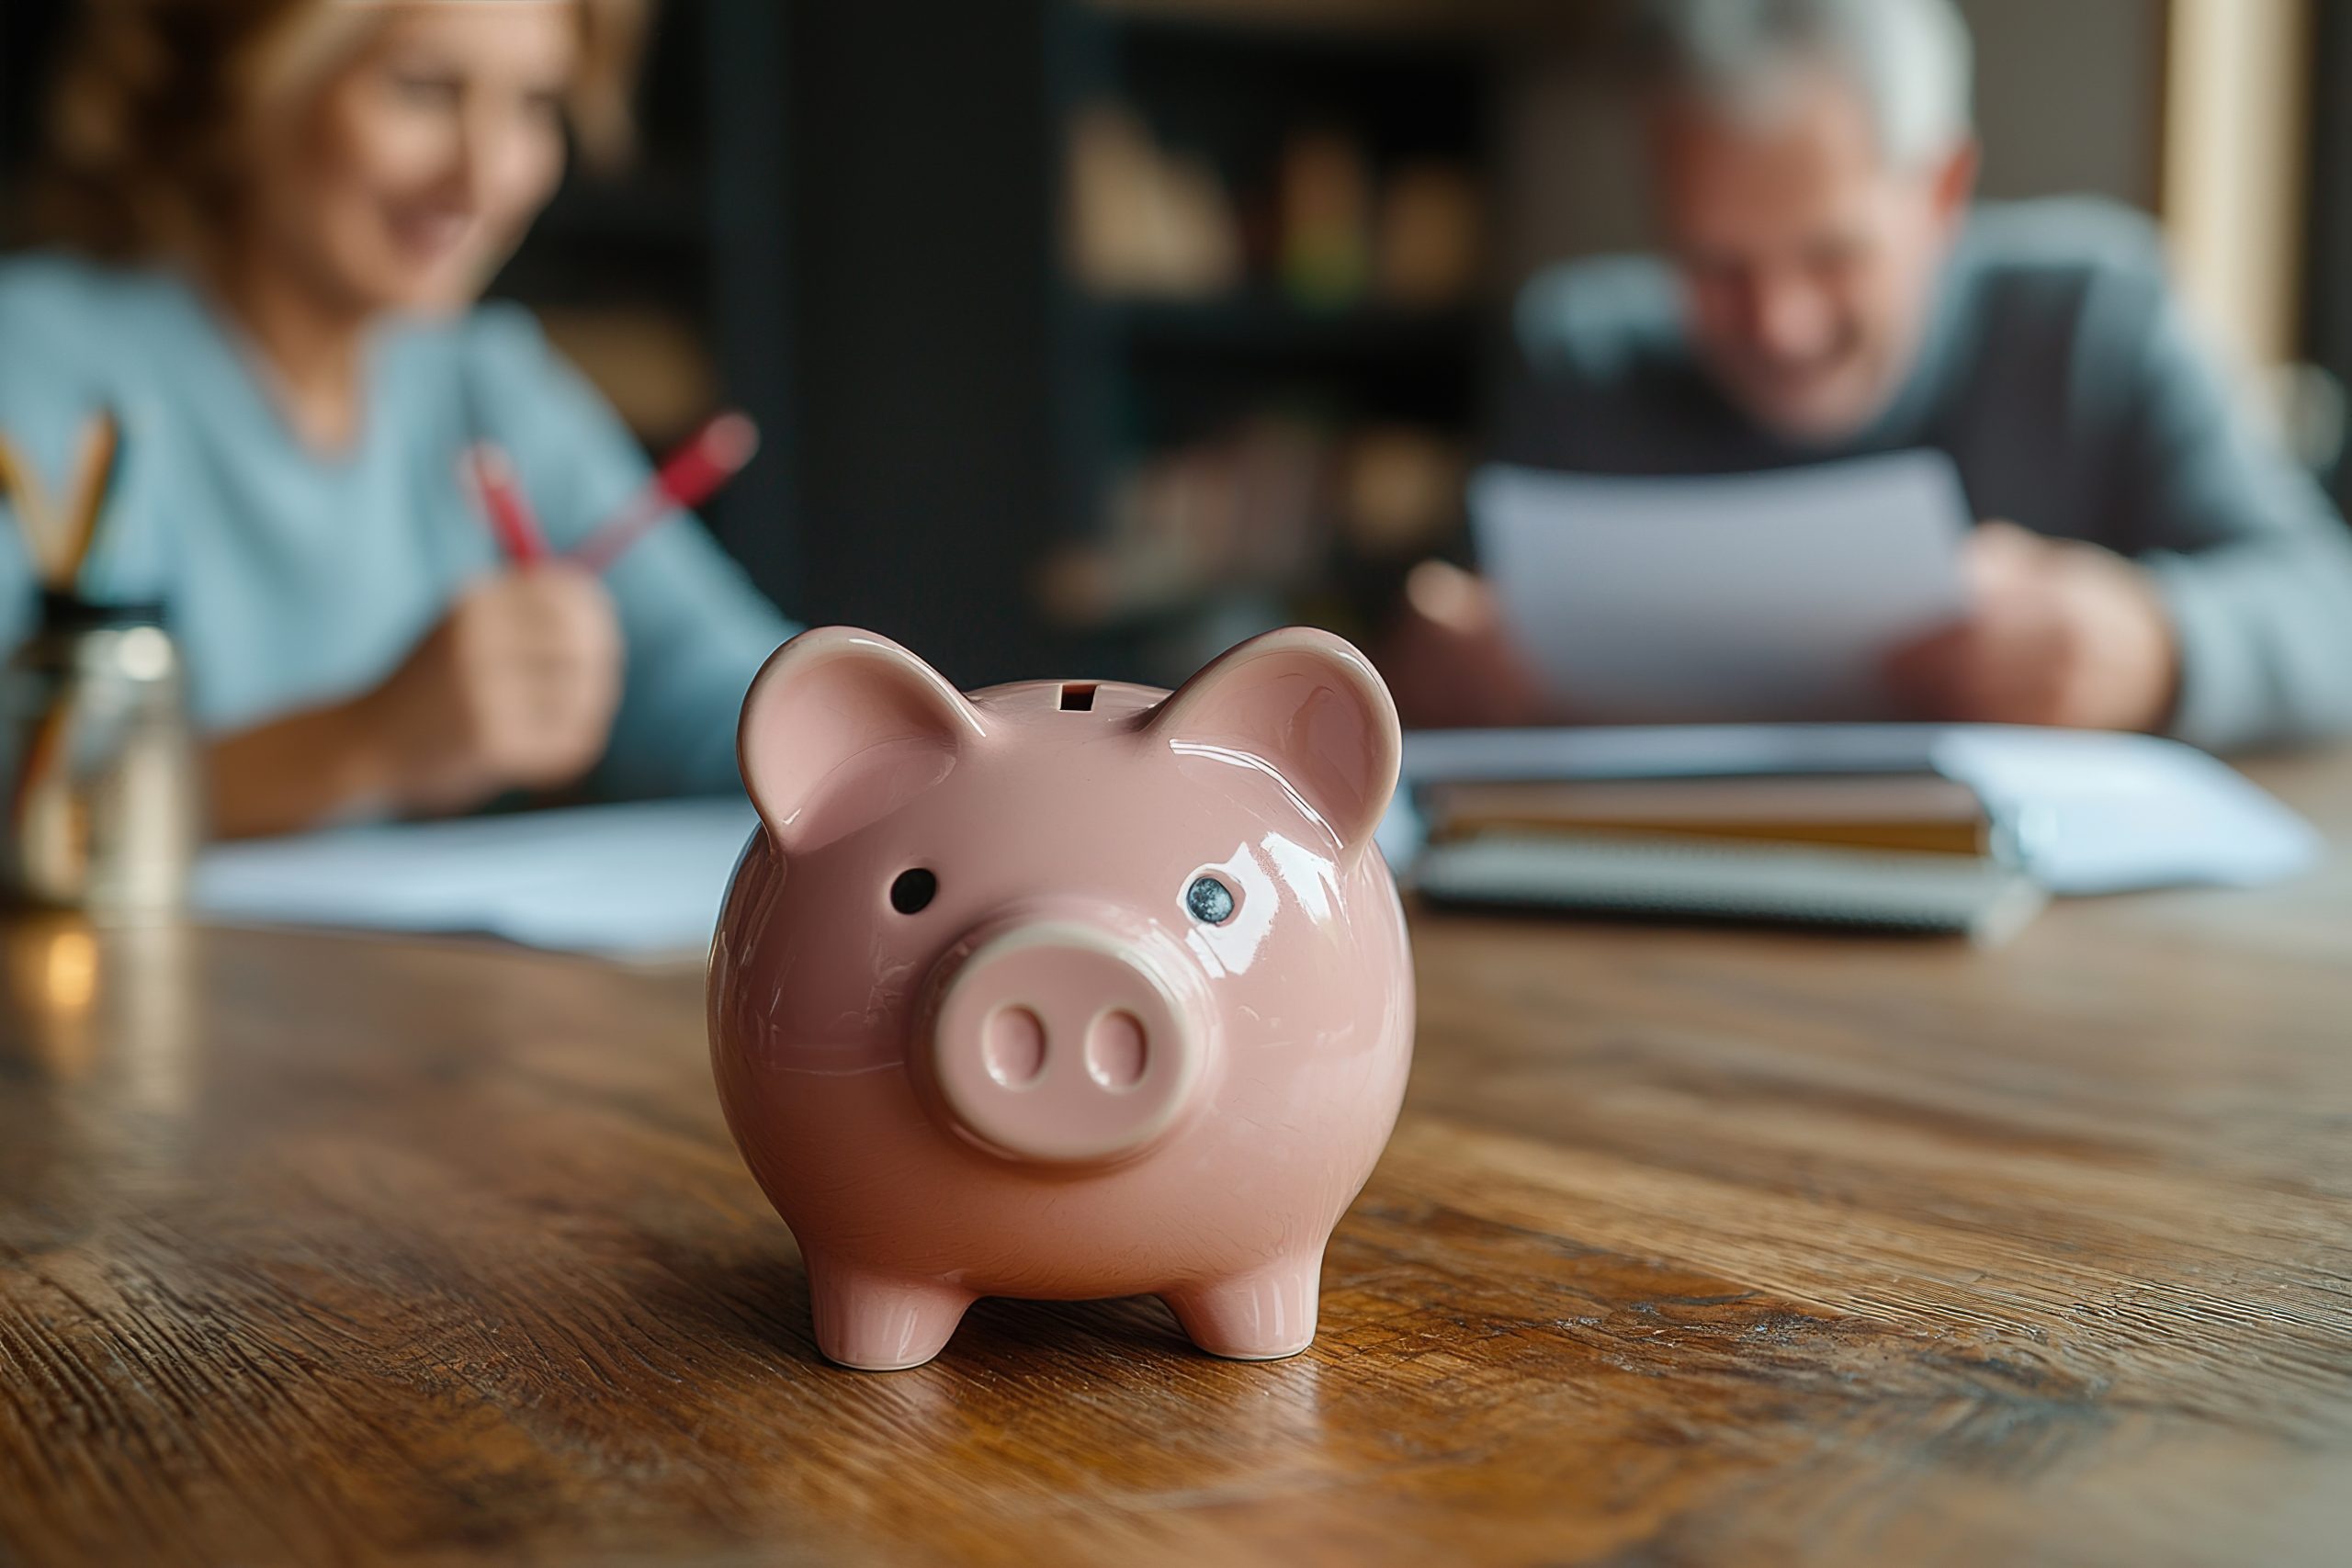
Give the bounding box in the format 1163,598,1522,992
1162,1251,1324,1361
805,1257,975,1371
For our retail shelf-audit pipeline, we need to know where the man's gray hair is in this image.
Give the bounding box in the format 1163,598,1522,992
1640,0,1975,168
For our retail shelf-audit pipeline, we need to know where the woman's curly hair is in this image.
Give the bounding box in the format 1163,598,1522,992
30,0,648,262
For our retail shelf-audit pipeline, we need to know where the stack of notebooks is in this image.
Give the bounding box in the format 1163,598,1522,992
1411,770,2048,943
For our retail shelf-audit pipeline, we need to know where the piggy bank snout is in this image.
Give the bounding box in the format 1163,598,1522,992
924,920,1208,1165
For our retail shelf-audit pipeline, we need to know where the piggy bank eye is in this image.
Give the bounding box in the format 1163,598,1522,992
889,868,938,915
1185,874,1236,924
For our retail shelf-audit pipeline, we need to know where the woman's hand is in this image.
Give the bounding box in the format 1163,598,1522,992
357,565,624,815
207,566,624,839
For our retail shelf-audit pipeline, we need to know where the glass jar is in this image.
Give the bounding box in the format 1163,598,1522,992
1,593,201,916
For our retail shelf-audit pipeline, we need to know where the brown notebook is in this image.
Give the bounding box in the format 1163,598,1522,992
1422,773,2001,858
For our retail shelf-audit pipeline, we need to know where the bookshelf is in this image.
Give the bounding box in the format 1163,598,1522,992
1042,5,1499,677
777,0,1540,686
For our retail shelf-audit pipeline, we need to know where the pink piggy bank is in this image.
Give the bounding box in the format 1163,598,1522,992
708,625,1415,1371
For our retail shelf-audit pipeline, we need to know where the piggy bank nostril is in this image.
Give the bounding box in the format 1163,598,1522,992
1084,1010,1148,1090
982,1006,1047,1088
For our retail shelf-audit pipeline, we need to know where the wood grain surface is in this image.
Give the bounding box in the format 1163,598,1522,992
4,754,2351,1567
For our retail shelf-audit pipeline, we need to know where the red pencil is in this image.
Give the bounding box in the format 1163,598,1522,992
572,412,759,575
465,443,548,566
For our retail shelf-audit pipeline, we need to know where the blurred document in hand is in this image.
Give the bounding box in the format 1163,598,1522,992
1470,451,1971,719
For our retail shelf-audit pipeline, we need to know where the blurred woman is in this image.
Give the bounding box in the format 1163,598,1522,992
0,0,794,836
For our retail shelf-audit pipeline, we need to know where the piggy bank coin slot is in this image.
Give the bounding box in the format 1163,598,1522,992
1057,682,1098,712
889,868,938,914
1185,874,1237,924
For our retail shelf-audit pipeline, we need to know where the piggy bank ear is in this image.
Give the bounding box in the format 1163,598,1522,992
738,626,989,854
1144,626,1402,861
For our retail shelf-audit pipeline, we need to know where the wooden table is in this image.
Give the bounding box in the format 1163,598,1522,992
5,756,2351,1567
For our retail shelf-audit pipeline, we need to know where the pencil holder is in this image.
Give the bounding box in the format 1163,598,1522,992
0,593,201,916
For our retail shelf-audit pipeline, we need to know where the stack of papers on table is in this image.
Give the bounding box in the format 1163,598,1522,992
195,798,759,958
1415,832,2052,943
1386,725,2322,941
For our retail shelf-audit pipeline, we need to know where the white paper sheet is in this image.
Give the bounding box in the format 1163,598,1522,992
194,797,761,957
1928,729,2323,894
1391,724,2323,896
1469,453,1973,720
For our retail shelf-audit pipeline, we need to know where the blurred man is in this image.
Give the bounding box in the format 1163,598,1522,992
1392,0,2352,750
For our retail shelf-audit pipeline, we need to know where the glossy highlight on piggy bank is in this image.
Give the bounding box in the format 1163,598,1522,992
707,625,1416,1371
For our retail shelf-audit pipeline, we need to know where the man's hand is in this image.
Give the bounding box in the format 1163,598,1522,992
358,564,624,814
1885,521,2179,732
1376,559,1555,729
